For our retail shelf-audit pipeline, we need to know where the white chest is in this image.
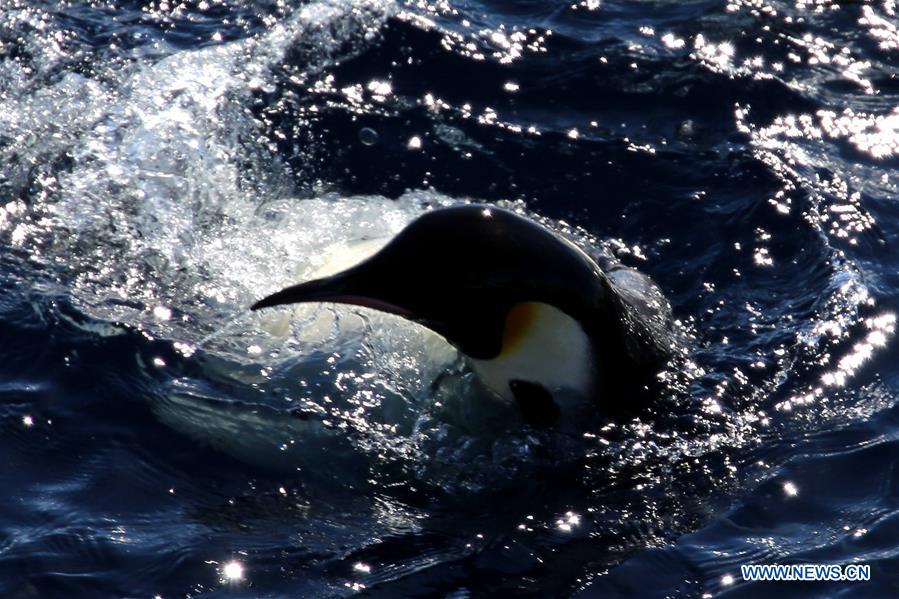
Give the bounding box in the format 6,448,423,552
468,302,595,402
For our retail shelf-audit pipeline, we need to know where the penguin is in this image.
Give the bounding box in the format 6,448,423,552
252,205,676,426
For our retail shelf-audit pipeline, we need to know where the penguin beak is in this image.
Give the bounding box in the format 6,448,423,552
250,271,415,318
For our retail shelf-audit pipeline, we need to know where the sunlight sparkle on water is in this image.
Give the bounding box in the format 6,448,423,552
222,560,244,581
153,305,172,321
783,482,799,497
353,562,372,573
556,511,581,532
661,33,685,49
693,34,736,72
367,79,392,97
821,312,895,388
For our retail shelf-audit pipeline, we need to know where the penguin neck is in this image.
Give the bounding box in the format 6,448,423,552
467,301,596,404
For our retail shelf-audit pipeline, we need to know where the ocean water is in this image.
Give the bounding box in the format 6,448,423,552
1,0,898,597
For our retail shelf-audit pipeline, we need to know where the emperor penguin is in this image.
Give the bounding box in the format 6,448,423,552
252,205,676,426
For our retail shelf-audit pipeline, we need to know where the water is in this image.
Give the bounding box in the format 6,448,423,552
1,0,898,596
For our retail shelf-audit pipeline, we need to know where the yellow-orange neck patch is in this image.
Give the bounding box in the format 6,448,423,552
502,302,540,353
470,301,595,402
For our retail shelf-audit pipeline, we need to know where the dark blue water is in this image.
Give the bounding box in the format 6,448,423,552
2,0,898,597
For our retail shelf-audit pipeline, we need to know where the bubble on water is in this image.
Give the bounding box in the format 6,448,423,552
677,119,696,140
359,127,379,145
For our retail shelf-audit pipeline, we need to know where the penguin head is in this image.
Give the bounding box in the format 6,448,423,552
251,205,606,361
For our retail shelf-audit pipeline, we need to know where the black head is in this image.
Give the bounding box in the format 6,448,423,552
251,205,607,359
